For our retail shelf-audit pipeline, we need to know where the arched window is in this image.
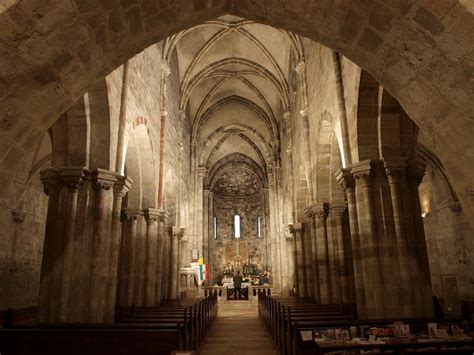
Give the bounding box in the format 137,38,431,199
256,216,261,239
234,214,241,239
213,216,218,239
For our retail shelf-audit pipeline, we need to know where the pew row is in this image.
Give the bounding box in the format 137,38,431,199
0,293,218,355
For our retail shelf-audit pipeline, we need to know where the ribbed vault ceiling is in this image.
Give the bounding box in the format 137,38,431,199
163,15,303,184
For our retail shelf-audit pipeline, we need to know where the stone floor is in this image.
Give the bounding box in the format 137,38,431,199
199,301,278,355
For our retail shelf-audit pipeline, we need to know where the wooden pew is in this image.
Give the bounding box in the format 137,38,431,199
0,323,184,355
0,306,37,327
257,292,356,355
0,294,217,354
115,293,218,350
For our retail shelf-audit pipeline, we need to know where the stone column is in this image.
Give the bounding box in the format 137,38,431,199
337,169,365,314
154,210,167,303
57,167,86,322
105,175,132,320
169,227,184,299
180,235,189,267
279,229,292,295
406,161,433,317
195,167,206,259
303,206,316,298
88,169,116,321
289,223,305,296
385,160,415,317
39,167,128,322
263,188,271,270
38,168,66,322
314,203,330,303
283,111,296,221
352,161,385,318
160,211,171,299
144,208,161,305
329,203,349,303
268,166,282,293
207,191,214,284
121,209,141,306
115,61,130,174
203,190,210,264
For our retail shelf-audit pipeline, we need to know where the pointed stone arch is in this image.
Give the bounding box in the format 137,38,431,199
0,1,473,221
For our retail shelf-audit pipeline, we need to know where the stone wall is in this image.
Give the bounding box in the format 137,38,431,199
0,166,48,309
209,194,267,284
420,164,474,301
0,134,49,309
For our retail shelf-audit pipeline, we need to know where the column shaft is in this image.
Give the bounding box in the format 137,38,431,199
144,209,160,305
337,169,361,309
38,168,62,322
58,179,81,322
314,204,330,303
353,162,385,318
105,176,131,320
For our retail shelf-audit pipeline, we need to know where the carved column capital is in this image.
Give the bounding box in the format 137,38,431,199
288,223,302,234
329,203,347,218
313,203,329,220
171,226,185,238
60,166,87,192
40,168,62,195
178,110,186,121
144,208,161,223
351,160,374,188
336,168,355,193
304,205,315,219
384,159,407,185
161,60,171,77
123,208,142,221
449,202,463,216
160,109,168,118
114,175,133,197
300,107,309,118
203,189,210,197
91,168,117,192
11,210,26,223
197,167,207,178
406,159,426,187
295,60,306,75
282,111,291,121
158,209,170,222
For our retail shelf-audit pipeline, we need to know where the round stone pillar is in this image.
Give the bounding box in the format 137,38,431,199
144,208,161,305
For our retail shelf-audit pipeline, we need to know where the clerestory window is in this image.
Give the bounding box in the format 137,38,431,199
234,214,241,239
214,216,218,239
256,216,261,239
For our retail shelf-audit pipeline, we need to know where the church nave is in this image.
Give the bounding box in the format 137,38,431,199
1,2,474,355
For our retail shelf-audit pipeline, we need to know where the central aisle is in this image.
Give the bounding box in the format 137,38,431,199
200,301,278,355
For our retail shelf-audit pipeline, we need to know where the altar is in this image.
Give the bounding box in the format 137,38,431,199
221,276,250,300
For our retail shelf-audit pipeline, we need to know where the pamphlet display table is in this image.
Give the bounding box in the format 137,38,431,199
312,336,474,354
